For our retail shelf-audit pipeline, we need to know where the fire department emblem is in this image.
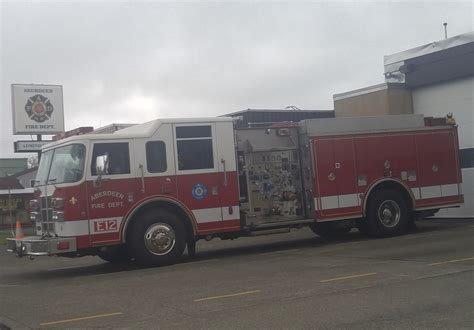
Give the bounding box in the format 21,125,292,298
25,94,54,123
192,183,208,201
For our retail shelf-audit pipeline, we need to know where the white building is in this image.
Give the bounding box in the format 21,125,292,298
333,32,473,217
384,32,473,217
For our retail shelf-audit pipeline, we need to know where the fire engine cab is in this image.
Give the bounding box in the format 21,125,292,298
7,114,463,266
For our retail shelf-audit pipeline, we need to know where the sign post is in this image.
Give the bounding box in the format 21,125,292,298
13,140,52,153
37,134,42,161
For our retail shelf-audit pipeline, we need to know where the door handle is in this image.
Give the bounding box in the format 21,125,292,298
221,158,228,187
161,178,173,194
139,164,145,193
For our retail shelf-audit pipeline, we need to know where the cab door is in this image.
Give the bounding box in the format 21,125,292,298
86,140,139,245
173,122,239,231
174,123,221,228
140,123,177,198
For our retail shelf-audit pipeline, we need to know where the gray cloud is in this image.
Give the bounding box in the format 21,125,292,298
1,1,472,157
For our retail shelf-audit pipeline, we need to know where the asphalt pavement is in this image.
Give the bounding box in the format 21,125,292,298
0,218,473,329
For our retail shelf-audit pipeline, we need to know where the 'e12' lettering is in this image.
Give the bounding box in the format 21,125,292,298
93,219,118,232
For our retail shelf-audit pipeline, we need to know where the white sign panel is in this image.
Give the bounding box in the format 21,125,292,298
14,140,52,153
11,84,65,135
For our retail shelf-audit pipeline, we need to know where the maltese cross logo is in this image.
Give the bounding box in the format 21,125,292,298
25,94,54,123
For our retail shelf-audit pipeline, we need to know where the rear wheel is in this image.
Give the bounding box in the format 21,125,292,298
309,220,353,238
129,209,186,267
366,189,409,237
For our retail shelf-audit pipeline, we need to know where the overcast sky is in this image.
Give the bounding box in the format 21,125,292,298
1,0,472,158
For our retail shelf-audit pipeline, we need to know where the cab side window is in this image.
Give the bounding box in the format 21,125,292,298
176,126,214,171
91,142,130,175
146,141,167,173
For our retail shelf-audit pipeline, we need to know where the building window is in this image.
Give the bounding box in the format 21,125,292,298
460,148,474,169
146,141,167,173
91,143,130,175
176,126,214,171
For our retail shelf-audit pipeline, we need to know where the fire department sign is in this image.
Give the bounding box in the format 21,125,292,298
25,94,54,122
11,84,65,135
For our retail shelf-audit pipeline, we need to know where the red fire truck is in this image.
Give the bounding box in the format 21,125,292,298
7,114,463,266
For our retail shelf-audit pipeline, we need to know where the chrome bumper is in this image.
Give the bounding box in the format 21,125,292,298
6,236,77,257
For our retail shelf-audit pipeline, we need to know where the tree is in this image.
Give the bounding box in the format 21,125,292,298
27,154,39,168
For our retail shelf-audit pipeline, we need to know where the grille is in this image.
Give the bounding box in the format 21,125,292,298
40,196,52,210
28,241,49,253
41,209,51,221
38,196,54,234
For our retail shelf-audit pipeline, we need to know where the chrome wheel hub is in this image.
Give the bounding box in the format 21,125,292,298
378,200,401,228
144,223,176,256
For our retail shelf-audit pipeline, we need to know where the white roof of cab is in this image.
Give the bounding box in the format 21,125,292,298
42,117,234,150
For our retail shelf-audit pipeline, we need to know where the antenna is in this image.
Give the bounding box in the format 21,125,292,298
443,22,448,39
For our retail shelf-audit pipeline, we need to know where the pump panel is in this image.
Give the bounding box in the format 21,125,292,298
236,126,305,226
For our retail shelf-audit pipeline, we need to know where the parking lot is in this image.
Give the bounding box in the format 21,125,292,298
0,218,473,329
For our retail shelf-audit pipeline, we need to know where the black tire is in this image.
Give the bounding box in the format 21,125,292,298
97,245,131,263
356,218,369,236
129,209,186,267
366,189,409,238
187,237,197,258
309,220,353,238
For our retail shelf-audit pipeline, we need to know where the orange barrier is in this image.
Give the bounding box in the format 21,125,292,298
15,219,24,240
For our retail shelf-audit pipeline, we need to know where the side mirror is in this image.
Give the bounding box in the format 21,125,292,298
94,154,109,187
96,154,109,175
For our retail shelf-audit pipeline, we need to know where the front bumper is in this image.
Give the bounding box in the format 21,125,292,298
6,236,77,257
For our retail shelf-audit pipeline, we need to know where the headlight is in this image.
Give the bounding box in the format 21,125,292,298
29,199,40,211
30,211,39,222
51,197,64,210
52,211,64,222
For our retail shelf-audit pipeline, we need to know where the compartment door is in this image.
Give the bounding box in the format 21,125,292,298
215,121,240,227
313,139,337,215
333,138,359,213
313,138,360,218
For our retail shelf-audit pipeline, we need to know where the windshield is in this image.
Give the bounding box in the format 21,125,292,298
36,144,86,185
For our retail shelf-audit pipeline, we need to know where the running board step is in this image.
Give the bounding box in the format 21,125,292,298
248,218,315,229
248,228,290,236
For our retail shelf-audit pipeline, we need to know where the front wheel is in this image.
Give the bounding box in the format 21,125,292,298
97,245,131,263
366,189,409,237
129,209,186,267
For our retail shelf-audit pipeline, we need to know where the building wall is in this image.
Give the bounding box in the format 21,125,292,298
335,89,390,117
334,85,413,117
412,76,474,217
0,158,28,177
387,89,413,115
0,193,32,227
